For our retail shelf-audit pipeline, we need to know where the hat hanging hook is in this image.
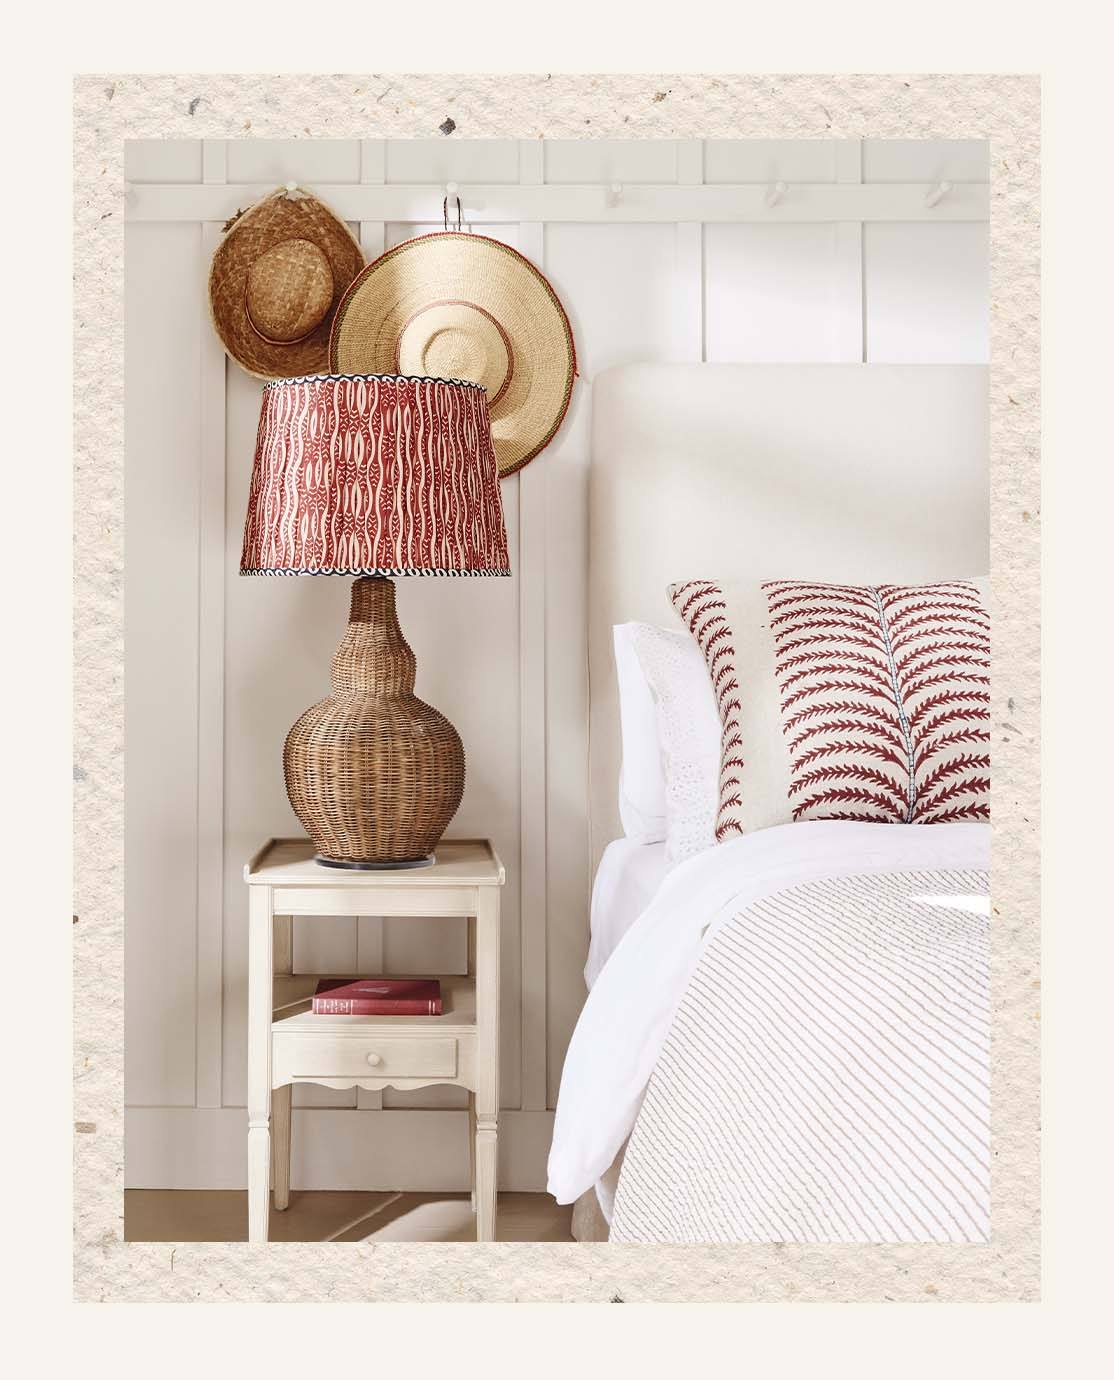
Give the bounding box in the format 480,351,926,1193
442,183,463,233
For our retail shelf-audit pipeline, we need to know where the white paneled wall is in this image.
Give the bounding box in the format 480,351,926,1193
124,138,989,1189
864,223,990,362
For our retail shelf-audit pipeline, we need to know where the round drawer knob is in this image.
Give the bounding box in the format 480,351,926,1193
365,1052,383,1068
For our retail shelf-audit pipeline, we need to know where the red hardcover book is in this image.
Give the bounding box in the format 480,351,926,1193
311,978,442,1016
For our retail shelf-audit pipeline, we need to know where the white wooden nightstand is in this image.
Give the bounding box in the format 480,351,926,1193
243,837,505,1243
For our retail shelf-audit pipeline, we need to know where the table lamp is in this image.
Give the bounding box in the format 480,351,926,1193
241,373,510,868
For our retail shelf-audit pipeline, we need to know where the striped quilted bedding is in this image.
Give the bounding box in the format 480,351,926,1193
609,868,989,1243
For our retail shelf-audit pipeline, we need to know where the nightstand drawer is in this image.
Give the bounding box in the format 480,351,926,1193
276,1033,458,1081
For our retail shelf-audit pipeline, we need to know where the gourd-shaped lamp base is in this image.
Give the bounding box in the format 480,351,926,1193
283,577,464,869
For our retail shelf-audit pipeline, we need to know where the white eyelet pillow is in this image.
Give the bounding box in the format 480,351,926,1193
627,622,721,866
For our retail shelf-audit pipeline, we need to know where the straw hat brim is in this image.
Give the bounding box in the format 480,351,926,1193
208,189,365,381
329,233,576,477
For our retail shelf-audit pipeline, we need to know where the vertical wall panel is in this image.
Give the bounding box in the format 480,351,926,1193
517,142,549,1113
222,364,310,1106
195,142,229,1109
673,140,705,365
705,223,847,362
546,223,683,373
125,221,203,1107
832,140,865,364
537,362,591,1098
542,423,590,1107
864,223,990,363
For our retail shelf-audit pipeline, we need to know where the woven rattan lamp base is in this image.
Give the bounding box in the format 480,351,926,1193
283,577,465,868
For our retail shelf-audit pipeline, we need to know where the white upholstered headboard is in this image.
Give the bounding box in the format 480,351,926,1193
587,362,989,867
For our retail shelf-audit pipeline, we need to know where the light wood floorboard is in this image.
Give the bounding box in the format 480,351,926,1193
125,1190,573,1243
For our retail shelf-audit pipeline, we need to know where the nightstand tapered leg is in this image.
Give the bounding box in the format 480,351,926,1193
248,886,274,1242
271,915,293,1212
475,1118,498,1241
468,1094,477,1212
272,1083,292,1211
474,887,500,1241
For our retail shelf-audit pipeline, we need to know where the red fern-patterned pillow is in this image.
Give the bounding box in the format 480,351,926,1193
668,578,990,839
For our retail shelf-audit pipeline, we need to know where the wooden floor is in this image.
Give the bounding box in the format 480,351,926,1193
125,1190,574,1243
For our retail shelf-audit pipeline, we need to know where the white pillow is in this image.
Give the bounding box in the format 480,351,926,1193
613,623,667,842
628,622,721,866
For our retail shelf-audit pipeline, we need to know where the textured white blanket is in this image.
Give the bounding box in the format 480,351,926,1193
548,821,989,1207
609,868,989,1242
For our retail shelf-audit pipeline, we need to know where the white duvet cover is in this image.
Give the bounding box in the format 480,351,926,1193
585,839,669,989
548,820,990,1210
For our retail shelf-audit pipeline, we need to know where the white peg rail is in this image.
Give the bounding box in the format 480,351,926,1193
125,180,988,225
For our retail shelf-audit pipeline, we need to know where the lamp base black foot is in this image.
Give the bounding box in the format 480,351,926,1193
314,853,435,871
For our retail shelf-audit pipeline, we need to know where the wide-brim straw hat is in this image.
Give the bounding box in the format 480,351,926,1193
329,232,576,477
209,186,364,380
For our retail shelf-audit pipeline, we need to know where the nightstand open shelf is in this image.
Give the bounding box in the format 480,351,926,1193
244,838,504,1243
273,973,477,1028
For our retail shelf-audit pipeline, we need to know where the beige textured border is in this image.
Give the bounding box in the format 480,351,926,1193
74,73,1039,1302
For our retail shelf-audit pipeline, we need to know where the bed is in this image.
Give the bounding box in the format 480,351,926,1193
553,362,990,1243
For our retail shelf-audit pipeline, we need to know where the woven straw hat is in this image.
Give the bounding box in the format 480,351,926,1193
209,186,364,380
329,233,576,477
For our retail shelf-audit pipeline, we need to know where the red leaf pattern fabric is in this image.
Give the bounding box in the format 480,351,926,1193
670,580,747,840
670,578,990,838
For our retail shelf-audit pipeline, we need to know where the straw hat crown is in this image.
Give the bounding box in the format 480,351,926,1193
245,239,334,344
209,187,364,379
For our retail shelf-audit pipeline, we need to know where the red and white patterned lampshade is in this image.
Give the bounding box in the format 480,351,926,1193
240,374,511,575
